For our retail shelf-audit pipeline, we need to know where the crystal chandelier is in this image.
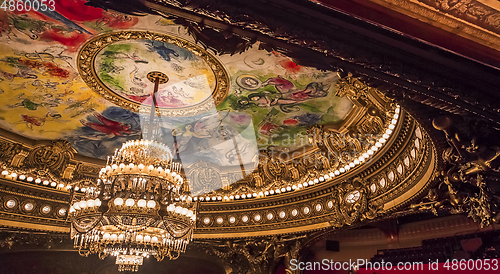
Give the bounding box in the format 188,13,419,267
69,72,196,272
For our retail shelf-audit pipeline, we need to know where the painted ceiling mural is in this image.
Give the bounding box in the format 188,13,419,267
0,0,353,172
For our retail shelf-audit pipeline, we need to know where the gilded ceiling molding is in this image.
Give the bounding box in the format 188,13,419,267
362,0,500,50
411,115,500,228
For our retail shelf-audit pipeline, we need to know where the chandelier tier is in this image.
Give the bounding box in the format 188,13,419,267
69,72,196,272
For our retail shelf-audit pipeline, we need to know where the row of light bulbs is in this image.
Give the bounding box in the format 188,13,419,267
194,105,401,203
100,163,184,183
1,169,85,192
70,198,196,221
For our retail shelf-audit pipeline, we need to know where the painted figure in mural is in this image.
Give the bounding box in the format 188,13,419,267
21,112,62,130
236,77,329,113
146,41,179,61
80,113,134,136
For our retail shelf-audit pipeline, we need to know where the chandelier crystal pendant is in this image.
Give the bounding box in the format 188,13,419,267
69,72,196,272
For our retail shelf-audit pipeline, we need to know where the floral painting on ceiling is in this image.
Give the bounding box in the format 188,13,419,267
0,0,353,162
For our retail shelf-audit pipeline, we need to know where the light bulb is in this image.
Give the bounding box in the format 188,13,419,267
187,210,193,217
147,200,156,208
151,236,158,243
136,235,143,242
167,204,175,212
103,233,110,240
95,199,101,207
118,234,125,241
138,164,144,170
125,198,134,207
144,235,151,243
73,203,81,210
175,206,182,214
79,201,87,208
148,165,154,171
137,199,146,208
87,199,95,207
181,208,188,215
110,234,118,241
114,198,124,206
112,164,118,170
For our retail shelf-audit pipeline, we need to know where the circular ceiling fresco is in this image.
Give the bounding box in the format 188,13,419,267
78,31,229,117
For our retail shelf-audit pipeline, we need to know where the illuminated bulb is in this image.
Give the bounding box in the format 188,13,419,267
303,182,308,187
81,188,86,192
58,183,64,188
128,163,134,169
309,180,314,185
386,129,393,135
367,150,374,155
157,167,163,172
264,191,269,195
292,185,297,190
69,206,76,213
136,235,143,242
87,199,95,207
389,124,395,130
165,169,170,174
27,177,33,182
167,204,175,212
103,233,110,240
175,206,182,214
35,178,41,184
79,200,87,208
171,172,177,177
191,215,196,221
181,208,188,215
281,188,286,192
354,159,360,165
19,175,26,180
74,186,79,191
148,165,154,171
379,138,386,143
269,190,275,195
43,180,49,185
144,235,151,243
119,163,125,169
393,114,399,119
241,194,246,199
137,199,146,208
118,234,125,241
1,170,8,175
340,168,345,173
276,189,281,193
187,210,193,217
297,184,302,189
391,119,397,124
286,186,292,191
229,195,234,200
314,179,319,183
319,176,325,182
235,195,240,199
395,107,400,114
114,198,124,206
147,200,156,208
324,175,330,180
95,199,101,207
334,170,340,175
125,198,134,207
151,236,159,243
110,234,118,241
375,142,382,147
349,162,355,167
371,146,378,151
258,192,263,196
50,182,57,187
10,173,17,178
73,203,81,210
138,164,144,170
106,165,111,171
329,172,335,177
112,164,118,170
344,165,350,170
363,153,370,158
383,134,390,139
